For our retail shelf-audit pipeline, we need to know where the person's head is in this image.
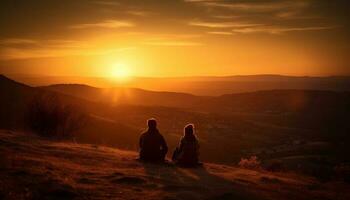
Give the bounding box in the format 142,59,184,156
184,124,195,138
147,118,157,131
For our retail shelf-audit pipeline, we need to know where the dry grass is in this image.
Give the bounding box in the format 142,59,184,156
0,130,349,200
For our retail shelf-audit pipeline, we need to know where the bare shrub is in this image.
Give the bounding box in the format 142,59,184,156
238,156,261,169
26,94,86,138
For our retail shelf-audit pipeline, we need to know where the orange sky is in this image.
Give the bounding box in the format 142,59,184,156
0,0,349,77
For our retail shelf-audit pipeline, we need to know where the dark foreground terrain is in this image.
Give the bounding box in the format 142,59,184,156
0,130,349,200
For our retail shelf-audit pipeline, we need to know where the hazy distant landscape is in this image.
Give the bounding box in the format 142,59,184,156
9,74,350,96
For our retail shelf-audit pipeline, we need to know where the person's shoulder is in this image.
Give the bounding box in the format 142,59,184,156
182,136,198,144
140,130,148,137
195,138,199,145
180,136,186,143
156,131,166,140
195,136,199,142
157,132,165,139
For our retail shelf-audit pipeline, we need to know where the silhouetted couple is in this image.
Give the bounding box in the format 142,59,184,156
139,118,200,167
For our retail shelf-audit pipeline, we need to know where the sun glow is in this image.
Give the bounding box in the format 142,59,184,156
110,62,131,80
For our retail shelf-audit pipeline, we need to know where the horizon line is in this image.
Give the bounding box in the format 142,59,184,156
3,73,350,79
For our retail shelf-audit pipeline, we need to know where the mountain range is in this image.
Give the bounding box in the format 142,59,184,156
9,74,350,96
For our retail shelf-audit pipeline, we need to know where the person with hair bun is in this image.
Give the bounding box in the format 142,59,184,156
172,124,201,167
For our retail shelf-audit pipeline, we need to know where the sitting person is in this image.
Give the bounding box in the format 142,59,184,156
172,124,201,167
139,118,168,162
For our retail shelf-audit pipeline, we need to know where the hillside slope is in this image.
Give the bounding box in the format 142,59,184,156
0,130,348,200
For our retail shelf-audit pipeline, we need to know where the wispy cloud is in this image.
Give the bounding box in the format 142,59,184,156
0,46,132,60
3,49,123,60
0,38,89,48
185,0,335,36
91,0,120,6
0,38,131,60
232,26,337,34
70,20,134,29
125,10,152,16
275,10,321,20
212,15,241,19
143,37,202,46
0,38,38,45
207,31,234,35
193,1,310,12
150,33,202,39
184,0,217,2
189,21,262,28
143,41,202,46
186,0,313,21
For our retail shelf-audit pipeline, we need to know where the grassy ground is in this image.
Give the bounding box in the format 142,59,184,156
0,130,348,200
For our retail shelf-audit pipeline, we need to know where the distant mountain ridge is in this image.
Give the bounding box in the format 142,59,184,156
40,84,204,108
2,73,350,125
8,74,350,95
42,82,350,114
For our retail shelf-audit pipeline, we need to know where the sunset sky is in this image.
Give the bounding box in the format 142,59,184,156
0,0,349,77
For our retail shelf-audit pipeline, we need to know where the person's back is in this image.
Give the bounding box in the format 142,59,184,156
178,135,199,165
139,119,168,162
172,124,200,167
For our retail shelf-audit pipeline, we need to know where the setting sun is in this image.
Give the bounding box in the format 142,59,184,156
110,62,131,80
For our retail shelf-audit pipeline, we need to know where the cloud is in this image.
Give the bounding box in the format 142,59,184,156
144,41,202,46
0,38,90,49
150,33,202,39
0,46,130,60
143,37,202,46
186,0,314,21
0,38,38,45
125,10,151,16
213,15,241,19
70,20,134,29
0,38,130,60
232,26,337,34
207,31,234,35
185,1,336,36
91,0,120,6
191,0,310,12
275,10,321,20
0,47,83,60
189,21,262,28
184,0,217,2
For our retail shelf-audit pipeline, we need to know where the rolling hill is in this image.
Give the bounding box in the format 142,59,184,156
0,75,139,149
1,74,350,179
1,130,349,200
40,84,205,108
42,83,350,140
